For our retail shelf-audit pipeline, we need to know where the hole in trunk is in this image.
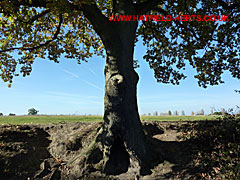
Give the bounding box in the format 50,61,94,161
104,136,130,175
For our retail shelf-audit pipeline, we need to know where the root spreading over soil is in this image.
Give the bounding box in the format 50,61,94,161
1,120,239,179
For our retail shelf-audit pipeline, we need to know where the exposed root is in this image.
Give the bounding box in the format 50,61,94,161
73,126,147,180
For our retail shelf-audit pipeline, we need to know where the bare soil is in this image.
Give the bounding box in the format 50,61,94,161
0,121,206,180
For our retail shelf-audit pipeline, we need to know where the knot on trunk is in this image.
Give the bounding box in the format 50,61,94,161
111,73,124,85
106,73,124,99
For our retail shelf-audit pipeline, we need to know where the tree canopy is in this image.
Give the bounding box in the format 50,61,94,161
1,1,240,178
0,0,239,87
28,107,39,115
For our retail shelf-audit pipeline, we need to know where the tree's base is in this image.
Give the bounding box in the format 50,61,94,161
73,126,149,179
3,120,237,179
64,122,169,180
45,121,164,179
3,121,201,180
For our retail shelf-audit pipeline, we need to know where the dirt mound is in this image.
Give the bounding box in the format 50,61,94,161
0,125,50,180
0,121,225,180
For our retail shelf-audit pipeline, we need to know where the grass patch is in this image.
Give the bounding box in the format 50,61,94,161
141,115,219,121
0,115,220,125
0,115,103,124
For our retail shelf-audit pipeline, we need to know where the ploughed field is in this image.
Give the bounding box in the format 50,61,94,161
0,115,239,179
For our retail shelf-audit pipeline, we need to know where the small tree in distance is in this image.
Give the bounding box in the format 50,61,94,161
174,110,179,116
28,108,39,115
222,108,226,116
196,109,204,115
0,113,3,116
168,110,172,116
181,110,185,116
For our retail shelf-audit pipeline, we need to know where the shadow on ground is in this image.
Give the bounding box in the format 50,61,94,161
142,121,197,180
0,119,239,179
0,125,51,180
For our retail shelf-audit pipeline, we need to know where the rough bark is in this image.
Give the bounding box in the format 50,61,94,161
82,1,149,178
101,35,147,176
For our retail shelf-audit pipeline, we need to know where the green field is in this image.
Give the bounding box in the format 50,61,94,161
0,115,220,124
0,115,103,124
141,115,219,121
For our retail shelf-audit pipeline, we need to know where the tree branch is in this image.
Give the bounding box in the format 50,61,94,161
152,7,200,40
113,0,117,14
29,9,50,24
82,4,115,48
9,0,81,11
0,14,63,53
12,0,49,8
135,0,164,14
16,9,51,25
215,0,239,10
174,21,199,41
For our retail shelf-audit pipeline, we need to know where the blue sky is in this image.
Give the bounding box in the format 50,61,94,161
0,41,239,116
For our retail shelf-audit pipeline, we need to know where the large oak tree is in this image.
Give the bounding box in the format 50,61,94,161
0,0,239,178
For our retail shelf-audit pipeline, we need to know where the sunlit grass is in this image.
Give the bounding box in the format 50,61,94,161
0,115,220,125
141,115,220,121
0,115,103,124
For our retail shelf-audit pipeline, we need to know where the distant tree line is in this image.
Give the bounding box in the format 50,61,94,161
144,109,205,116
0,113,16,116
144,107,240,116
0,108,39,116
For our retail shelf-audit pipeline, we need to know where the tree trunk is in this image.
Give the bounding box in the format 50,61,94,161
82,2,148,178
101,40,147,176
